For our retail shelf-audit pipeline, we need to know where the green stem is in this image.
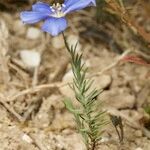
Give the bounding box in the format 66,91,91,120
62,31,104,150
91,140,96,150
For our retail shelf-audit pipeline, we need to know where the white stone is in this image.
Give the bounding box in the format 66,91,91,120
20,50,41,68
135,148,143,150
26,27,41,39
62,69,73,83
22,134,33,143
100,137,109,143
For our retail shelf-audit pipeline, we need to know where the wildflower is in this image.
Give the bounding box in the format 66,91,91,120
20,0,96,36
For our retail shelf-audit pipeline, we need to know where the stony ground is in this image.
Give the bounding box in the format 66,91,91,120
0,1,150,150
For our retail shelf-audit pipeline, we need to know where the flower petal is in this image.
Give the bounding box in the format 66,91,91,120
32,2,52,14
20,11,49,24
41,17,67,36
64,0,96,14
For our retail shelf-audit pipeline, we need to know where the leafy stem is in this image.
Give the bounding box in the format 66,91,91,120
62,32,107,150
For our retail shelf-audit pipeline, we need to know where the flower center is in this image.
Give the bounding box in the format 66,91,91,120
50,3,66,18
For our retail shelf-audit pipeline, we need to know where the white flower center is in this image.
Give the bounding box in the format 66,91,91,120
50,3,66,18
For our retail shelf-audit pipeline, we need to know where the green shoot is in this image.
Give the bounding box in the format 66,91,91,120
63,33,107,150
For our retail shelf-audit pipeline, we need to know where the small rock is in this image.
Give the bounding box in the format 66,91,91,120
22,134,33,144
13,20,26,35
52,35,64,49
92,75,112,90
62,69,73,83
129,109,145,124
135,148,143,150
98,88,136,109
20,50,41,68
100,137,109,143
26,27,41,39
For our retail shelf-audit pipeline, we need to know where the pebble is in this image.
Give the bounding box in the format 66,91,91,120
100,137,109,143
20,50,41,68
92,74,112,90
135,148,143,150
22,134,33,144
62,69,73,83
26,27,41,39
98,88,136,109
13,20,26,35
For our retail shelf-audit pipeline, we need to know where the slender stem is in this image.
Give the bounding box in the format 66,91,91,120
62,32,70,51
91,141,96,150
62,31,101,150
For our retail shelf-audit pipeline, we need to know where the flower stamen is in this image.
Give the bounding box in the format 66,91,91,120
50,3,66,18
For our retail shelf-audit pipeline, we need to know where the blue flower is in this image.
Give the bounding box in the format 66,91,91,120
20,0,96,36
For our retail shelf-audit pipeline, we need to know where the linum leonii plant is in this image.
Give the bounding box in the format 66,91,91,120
20,0,107,149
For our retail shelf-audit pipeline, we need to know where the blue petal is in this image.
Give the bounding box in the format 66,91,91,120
64,0,96,14
41,17,67,36
20,11,49,24
32,2,52,14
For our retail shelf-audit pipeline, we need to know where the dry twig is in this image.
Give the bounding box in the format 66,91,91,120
8,82,65,102
90,49,132,77
0,93,24,122
4,50,132,103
